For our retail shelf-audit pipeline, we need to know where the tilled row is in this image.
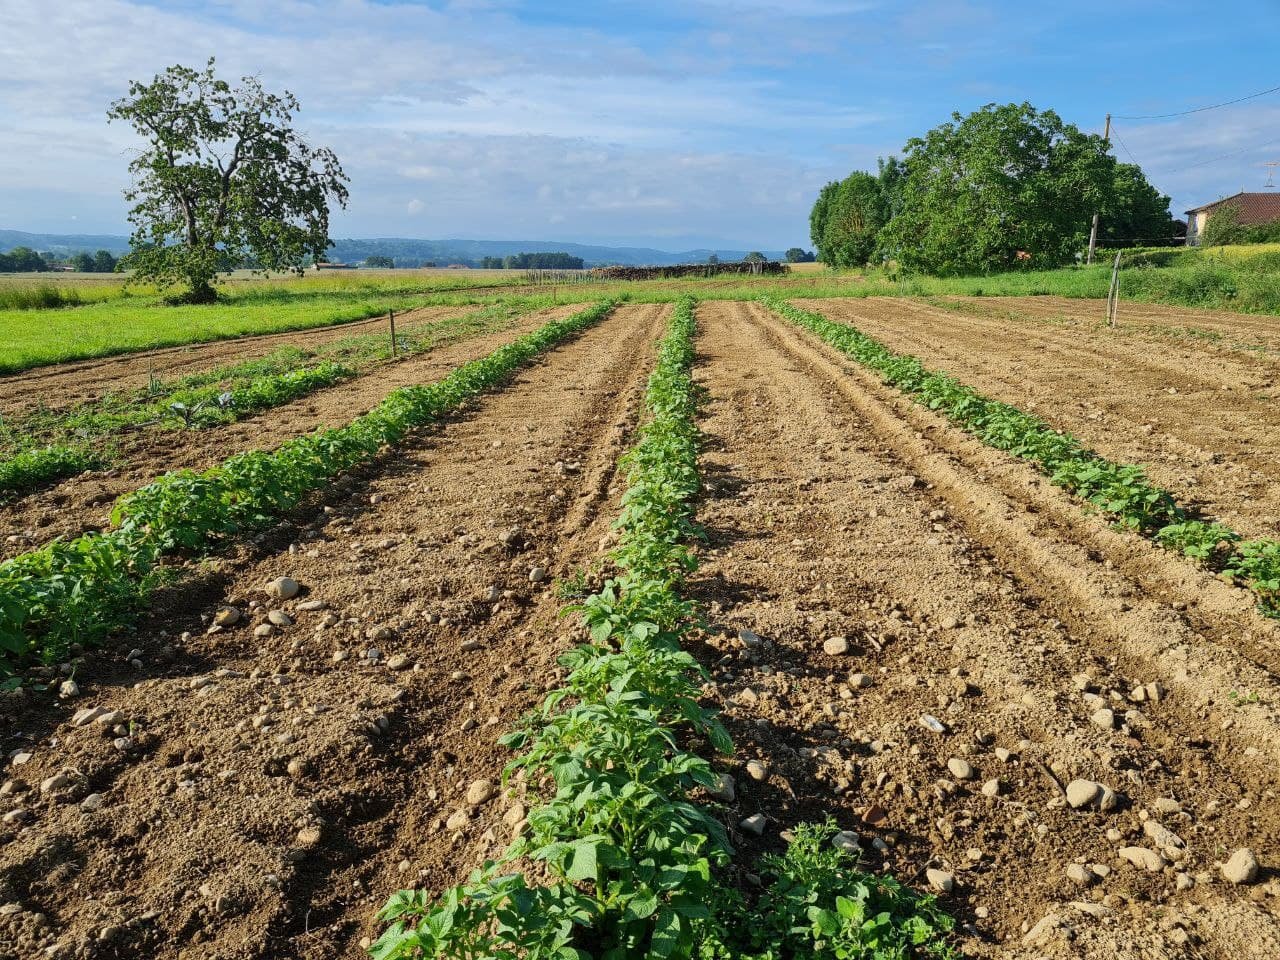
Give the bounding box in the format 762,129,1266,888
0,303,670,959
0,304,574,560
688,301,1280,957
0,301,615,677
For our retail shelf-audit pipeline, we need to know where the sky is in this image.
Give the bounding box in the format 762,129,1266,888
2,0,1280,251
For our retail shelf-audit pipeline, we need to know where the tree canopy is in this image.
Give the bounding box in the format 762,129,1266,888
108,59,348,302
810,102,1175,275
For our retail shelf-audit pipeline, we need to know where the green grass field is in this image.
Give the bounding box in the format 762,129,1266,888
2,244,1277,375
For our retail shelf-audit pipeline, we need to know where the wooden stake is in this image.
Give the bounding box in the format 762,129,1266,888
1107,249,1122,327
389,309,397,356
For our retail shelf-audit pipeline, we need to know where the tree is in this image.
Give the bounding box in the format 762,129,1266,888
93,250,118,273
707,253,720,265
1100,164,1176,247
107,59,348,302
875,103,1124,274
5,247,46,272
785,247,815,263
1201,202,1247,247
71,252,95,272
743,251,766,263
364,255,395,269
810,171,887,267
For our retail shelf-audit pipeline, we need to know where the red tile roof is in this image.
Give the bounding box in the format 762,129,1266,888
1185,191,1280,224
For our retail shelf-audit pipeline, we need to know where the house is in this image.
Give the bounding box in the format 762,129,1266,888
1184,191,1280,245
313,261,353,270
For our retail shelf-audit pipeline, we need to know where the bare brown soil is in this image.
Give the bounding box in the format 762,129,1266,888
4,298,1280,960
0,303,666,959
795,296,1280,540
692,301,1280,957
0,306,578,559
0,306,487,418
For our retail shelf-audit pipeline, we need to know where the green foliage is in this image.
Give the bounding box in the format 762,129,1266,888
725,821,957,960
766,297,1280,618
0,445,100,497
812,103,1174,275
811,173,888,268
0,284,84,310
784,248,815,264
0,247,48,272
0,300,617,675
371,298,955,960
107,58,349,301
1200,203,1247,248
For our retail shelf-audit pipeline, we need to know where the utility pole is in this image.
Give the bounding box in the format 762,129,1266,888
1087,113,1112,265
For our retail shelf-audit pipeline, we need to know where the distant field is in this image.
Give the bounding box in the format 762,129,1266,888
3,244,1278,374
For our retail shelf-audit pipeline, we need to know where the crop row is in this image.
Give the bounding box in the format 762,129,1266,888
0,299,619,677
0,302,541,500
766,298,1280,617
372,296,955,959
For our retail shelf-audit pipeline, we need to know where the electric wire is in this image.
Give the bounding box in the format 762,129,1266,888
1113,82,1280,120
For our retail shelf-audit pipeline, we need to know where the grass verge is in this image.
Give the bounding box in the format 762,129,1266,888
371,295,956,959
766,297,1280,617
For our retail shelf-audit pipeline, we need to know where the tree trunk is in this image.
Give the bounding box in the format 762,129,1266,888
186,279,217,304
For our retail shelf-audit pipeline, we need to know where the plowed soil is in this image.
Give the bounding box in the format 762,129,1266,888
3,297,1280,960
0,303,666,960
693,301,1280,958
0,305,475,417
796,296,1280,540
0,305,578,558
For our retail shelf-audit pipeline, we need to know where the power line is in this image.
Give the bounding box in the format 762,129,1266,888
1109,121,1280,179
1113,82,1280,120
1110,125,1141,167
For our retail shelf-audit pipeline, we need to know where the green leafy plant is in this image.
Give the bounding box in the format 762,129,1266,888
0,299,618,675
371,297,955,960
765,297,1280,618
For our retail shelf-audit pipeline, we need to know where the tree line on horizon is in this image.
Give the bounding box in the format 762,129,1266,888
0,246,118,273
810,102,1181,275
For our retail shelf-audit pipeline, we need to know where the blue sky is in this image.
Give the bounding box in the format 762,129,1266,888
2,0,1279,250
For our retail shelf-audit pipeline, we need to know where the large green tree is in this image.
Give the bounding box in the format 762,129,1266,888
1099,163,1176,246
108,59,348,302
876,103,1142,274
810,171,888,268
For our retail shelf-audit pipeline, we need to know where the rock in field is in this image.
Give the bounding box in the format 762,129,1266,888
1119,847,1166,872
266,577,301,601
466,780,496,806
823,636,851,656
926,869,955,893
1221,848,1259,885
947,758,976,781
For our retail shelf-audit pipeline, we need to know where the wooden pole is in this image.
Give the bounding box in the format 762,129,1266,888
1087,114,1112,265
1107,249,1122,327
389,309,397,357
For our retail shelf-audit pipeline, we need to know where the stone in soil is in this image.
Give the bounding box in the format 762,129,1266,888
926,869,955,893
1221,848,1259,885
823,636,851,656
266,577,301,601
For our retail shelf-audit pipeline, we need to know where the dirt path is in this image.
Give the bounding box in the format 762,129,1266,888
796,297,1280,540
0,305,580,559
0,303,666,960
0,305,477,416
691,301,1280,958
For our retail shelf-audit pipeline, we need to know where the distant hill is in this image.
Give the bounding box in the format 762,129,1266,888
1,229,784,268
0,229,133,256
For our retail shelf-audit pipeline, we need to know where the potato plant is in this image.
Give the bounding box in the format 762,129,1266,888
766,298,1280,616
372,297,956,960
0,299,619,676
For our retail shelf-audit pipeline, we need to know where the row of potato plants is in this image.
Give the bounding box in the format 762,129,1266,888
0,300,540,499
766,298,1280,616
372,296,956,960
0,299,619,676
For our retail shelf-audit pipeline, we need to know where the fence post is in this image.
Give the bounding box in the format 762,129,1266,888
389,309,397,356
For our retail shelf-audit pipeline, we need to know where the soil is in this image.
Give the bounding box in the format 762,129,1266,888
0,303,667,959
0,306,480,417
795,296,1280,541
691,301,1280,957
0,305,578,559
3,297,1280,959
